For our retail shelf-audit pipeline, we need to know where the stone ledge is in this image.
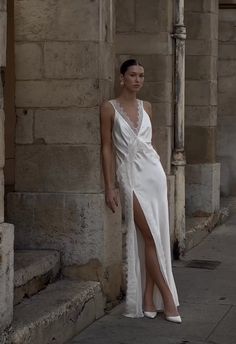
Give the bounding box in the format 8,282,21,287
185,207,229,252
7,280,105,344
14,250,60,305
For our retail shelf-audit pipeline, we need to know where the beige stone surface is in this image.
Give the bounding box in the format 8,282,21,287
15,109,33,144
186,163,220,216
135,0,172,33
115,32,172,55
0,10,6,66
0,109,4,169
185,105,217,127
0,222,14,331
185,126,216,164
15,79,99,108
0,170,4,222
116,0,135,32
140,81,172,103
0,0,6,11
185,0,218,13
154,126,172,174
218,60,236,77
185,12,218,40
186,39,218,56
186,80,217,106
4,158,15,186
10,280,104,344
44,42,99,79
219,20,236,42
8,191,122,267
34,107,100,144
219,43,236,59
152,102,173,127
15,145,102,192
186,55,217,80
15,0,100,42
15,43,43,80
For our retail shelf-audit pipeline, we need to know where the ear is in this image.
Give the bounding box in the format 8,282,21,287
119,74,124,86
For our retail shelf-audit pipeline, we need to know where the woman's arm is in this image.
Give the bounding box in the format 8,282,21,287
100,101,119,213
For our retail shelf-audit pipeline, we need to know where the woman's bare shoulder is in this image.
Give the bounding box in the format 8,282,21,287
100,100,115,118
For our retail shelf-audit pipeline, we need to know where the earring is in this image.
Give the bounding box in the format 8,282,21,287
120,80,124,86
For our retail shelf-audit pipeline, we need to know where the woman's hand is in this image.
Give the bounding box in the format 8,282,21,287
105,188,119,213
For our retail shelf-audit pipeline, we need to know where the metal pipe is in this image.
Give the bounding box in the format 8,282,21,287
171,0,186,259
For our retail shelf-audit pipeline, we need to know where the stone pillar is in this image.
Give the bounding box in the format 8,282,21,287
8,0,122,301
185,0,220,216
0,0,14,332
115,0,175,240
217,2,236,196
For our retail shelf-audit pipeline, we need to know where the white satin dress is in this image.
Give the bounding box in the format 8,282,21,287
109,99,179,318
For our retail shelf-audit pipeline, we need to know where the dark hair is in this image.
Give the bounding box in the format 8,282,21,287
120,59,143,75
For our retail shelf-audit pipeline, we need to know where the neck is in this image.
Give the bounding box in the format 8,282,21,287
119,89,137,103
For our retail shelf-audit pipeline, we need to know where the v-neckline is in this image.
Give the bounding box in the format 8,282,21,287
114,99,143,135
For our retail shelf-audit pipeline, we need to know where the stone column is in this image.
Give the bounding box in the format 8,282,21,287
185,0,220,216
8,0,122,301
0,0,14,332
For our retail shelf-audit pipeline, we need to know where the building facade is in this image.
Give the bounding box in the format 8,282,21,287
0,0,236,339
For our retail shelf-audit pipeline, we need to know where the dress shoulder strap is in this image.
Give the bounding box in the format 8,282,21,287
108,99,116,111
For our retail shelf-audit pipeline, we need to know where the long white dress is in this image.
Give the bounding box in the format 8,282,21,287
109,99,179,318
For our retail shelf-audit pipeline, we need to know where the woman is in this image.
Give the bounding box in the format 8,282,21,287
100,59,181,323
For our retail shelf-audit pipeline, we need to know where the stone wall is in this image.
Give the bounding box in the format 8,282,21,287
185,0,220,216
115,0,175,239
0,0,14,332
217,4,236,196
8,0,122,301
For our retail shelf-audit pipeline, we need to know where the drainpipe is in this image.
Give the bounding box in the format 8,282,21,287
171,0,186,259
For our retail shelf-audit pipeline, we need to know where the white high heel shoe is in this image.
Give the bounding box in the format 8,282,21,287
165,315,182,324
144,311,157,319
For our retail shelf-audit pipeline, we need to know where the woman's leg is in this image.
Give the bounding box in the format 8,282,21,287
143,268,155,311
133,193,179,316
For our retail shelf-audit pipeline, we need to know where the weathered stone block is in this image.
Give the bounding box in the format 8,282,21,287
99,42,114,81
0,169,4,222
0,0,7,11
218,94,236,117
4,158,15,186
115,32,172,55
15,145,102,192
0,109,4,169
185,0,218,13
44,42,99,79
217,117,236,196
218,60,236,77
15,109,34,144
152,102,173,127
186,163,220,215
140,82,172,104
15,43,43,80
116,0,135,32
0,222,14,331
186,56,217,80
167,175,175,243
8,191,122,274
135,0,172,33
0,11,6,66
34,107,100,144
185,106,217,127
186,80,217,106
219,43,236,59
185,126,216,164
15,0,100,42
219,20,236,42
219,8,236,22
186,39,218,56
185,12,218,40
15,79,99,108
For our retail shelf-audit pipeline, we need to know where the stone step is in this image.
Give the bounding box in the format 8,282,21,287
14,250,60,305
8,280,104,344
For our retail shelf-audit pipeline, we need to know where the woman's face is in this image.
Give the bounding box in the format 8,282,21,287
121,65,145,92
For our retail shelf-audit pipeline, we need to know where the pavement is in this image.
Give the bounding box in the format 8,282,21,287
67,212,236,344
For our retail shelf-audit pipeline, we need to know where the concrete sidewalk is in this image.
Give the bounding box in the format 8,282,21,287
67,214,236,344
